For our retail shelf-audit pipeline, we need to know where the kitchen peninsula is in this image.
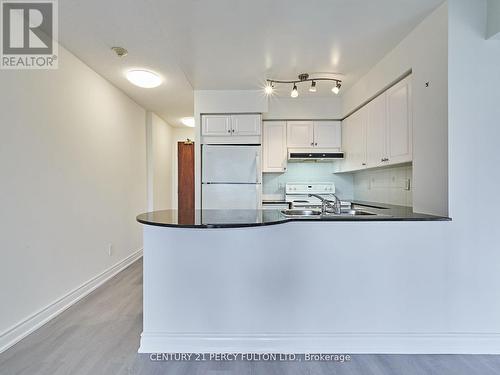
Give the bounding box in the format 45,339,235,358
137,205,449,353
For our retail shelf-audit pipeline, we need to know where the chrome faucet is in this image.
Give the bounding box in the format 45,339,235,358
308,193,341,214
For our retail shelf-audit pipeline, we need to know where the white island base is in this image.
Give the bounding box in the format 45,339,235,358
138,220,497,354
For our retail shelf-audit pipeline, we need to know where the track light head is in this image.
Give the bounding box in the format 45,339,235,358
291,84,299,98
264,82,274,95
332,82,341,95
309,81,317,92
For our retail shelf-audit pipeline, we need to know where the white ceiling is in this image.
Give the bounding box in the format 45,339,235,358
59,0,444,126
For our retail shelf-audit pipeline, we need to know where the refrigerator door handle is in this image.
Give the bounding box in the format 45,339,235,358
255,152,261,183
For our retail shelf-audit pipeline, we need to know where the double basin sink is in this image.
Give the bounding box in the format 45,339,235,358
281,207,378,218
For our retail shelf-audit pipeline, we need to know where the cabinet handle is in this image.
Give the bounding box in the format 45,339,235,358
227,129,231,133
362,163,366,166
231,129,235,133
314,143,318,146
381,157,389,162
311,142,314,146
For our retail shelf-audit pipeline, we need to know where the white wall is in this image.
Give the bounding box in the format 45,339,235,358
0,46,147,350
264,96,342,120
447,0,500,328
342,3,448,217
146,112,173,211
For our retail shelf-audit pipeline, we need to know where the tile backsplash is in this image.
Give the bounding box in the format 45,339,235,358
263,162,354,200
352,164,413,206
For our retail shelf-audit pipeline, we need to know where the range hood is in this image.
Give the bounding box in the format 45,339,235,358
288,148,344,161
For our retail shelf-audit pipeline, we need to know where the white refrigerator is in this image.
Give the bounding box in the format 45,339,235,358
202,145,262,210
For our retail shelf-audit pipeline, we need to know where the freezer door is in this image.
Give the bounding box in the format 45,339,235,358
202,184,262,210
202,145,261,183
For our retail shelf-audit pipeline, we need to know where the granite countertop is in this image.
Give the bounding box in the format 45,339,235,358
136,201,450,228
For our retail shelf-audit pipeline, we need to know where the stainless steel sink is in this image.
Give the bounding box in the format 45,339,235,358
344,209,376,216
281,209,321,217
321,209,377,216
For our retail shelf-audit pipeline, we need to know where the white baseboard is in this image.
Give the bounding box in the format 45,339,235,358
139,332,500,354
0,249,143,354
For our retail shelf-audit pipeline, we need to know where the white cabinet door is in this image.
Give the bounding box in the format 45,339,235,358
231,114,261,136
287,121,314,148
202,115,231,136
386,76,412,164
263,121,287,173
341,109,367,172
366,93,388,168
313,121,341,148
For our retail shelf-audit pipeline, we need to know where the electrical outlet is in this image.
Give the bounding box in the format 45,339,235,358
108,244,113,256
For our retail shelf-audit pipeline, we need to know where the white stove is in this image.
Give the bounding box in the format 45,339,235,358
285,183,336,208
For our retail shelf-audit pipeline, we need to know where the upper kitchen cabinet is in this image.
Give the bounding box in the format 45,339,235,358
287,121,341,149
286,121,314,148
201,114,261,144
262,121,287,173
341,109,367,172
366,93,387,168
313,121,341,148
231,114,261,136
386,76,413,164
338,75,413,173
202,115,231,136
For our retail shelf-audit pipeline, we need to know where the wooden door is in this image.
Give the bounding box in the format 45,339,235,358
178,141,195,224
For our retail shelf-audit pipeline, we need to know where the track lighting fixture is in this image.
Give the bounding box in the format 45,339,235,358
264,83,274,95
265,73,342,96
332,82,341,95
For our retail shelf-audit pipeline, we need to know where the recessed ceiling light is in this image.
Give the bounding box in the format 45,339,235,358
181,117,195,127
126,69,162,88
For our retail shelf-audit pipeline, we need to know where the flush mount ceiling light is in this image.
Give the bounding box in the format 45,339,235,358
265,73,342,97
181,117,195,127
126,69,162,88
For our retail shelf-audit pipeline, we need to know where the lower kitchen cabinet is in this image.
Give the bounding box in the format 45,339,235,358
263,121,287,173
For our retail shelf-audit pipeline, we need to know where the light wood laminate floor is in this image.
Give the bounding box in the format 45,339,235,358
1,258,500,375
